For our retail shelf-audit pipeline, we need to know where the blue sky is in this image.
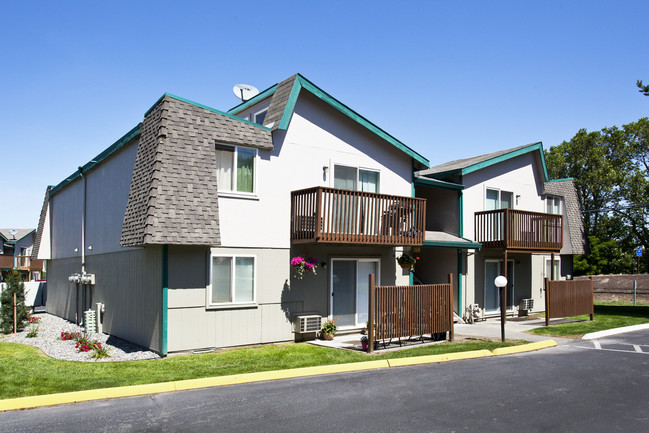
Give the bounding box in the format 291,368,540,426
1,0,647,228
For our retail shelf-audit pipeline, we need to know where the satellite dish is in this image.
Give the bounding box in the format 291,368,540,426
8,229,17,239
233,84,259,101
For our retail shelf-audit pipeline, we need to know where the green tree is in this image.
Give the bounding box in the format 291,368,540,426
545,120,648,275
637,80,649,96
0,270,29,333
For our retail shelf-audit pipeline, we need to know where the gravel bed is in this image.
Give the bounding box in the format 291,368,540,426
1,313,160,362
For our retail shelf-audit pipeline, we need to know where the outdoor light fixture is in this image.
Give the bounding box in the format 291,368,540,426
494,275,508,342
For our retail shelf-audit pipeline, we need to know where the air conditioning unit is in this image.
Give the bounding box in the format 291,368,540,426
295,315,322,334
518,298,534,316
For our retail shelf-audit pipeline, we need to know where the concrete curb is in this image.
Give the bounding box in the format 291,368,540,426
582,323,649,340
492,339,557,355
387,349,493,367
0,341,558,412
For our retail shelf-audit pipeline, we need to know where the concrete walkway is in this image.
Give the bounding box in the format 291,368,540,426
455,318,574,345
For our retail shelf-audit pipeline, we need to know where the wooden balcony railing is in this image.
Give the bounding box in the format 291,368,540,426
475,208,563,252
291,187,426,246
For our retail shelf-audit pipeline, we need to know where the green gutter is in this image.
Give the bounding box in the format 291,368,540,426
161,245,168,356
546,177,574,182
414,176,464,190
423,240,482,249
457,250,463,315
50,124,142,197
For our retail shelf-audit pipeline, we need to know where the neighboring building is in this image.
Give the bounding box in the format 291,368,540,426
36,74,430,354
0,228,44,281
414,143,588,317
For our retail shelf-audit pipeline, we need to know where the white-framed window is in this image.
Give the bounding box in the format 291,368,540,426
333,164,380,193
254,108,268,125
545,257,561,280
546,195,561,215
486,188,513,210
215,143,256,194
208,254,256,306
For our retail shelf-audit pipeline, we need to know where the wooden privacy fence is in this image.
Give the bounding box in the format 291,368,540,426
544,277,594,326
368,274,454,354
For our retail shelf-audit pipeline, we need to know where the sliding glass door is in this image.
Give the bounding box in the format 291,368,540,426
331,259,379,328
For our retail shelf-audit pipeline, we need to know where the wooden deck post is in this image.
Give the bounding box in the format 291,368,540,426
551,252,555,281
502,251,507,323
448,273,454,342
368,273,375,354
589,276,594,321
544,277,550,327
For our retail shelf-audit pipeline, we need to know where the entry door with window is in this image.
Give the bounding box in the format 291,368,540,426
486,188,513,240
484,260,514,313
331,259,379,328
333,165,380,234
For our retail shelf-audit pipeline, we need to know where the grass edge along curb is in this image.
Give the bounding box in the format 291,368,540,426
0,341,557,412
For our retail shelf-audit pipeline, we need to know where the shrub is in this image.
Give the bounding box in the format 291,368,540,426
26,326,39,338
0,270,29,333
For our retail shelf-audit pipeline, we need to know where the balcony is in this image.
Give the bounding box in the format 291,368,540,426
0,255,12,269
474,209,563,252
291,187,426,246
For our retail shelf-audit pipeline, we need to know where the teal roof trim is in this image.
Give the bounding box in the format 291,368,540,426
462,142,549,181
277,78,303,130
226,84,278,114
423,239,482,250
414,176,464,190
156,93,271,131
547,177,574,182
50,124,142,197
274,74,429,167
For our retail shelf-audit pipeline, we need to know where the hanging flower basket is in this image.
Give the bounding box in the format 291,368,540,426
396,254,419,271
291,255,318,279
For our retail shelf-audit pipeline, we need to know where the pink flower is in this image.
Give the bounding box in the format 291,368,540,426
291,256,304,266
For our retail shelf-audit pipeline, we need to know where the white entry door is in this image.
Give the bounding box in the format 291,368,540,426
331,259,379,328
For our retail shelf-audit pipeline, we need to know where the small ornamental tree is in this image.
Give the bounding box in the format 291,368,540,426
0,270,29,333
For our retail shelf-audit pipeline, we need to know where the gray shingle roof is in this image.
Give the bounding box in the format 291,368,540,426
417,143,537,177
0,228,35,244
264,74,298,130
121,95,272,247
31,186,51,259
544,179,589,255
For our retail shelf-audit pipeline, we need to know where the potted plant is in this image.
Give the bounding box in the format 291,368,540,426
360,335,369,351
320,319,337,340
396,254,419,271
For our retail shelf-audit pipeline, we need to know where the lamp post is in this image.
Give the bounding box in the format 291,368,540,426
494,275,508,342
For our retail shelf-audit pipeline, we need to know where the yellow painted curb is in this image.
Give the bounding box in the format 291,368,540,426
386,349,493,367
492,340,557,356
174,360,390,391
0,361,390,412
0,382,176,412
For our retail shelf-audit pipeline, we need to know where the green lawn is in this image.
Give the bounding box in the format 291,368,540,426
528,302,649,338
0,339,520,400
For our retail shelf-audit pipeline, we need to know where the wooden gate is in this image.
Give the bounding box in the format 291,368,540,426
368,274,454,353
544,277,594,326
